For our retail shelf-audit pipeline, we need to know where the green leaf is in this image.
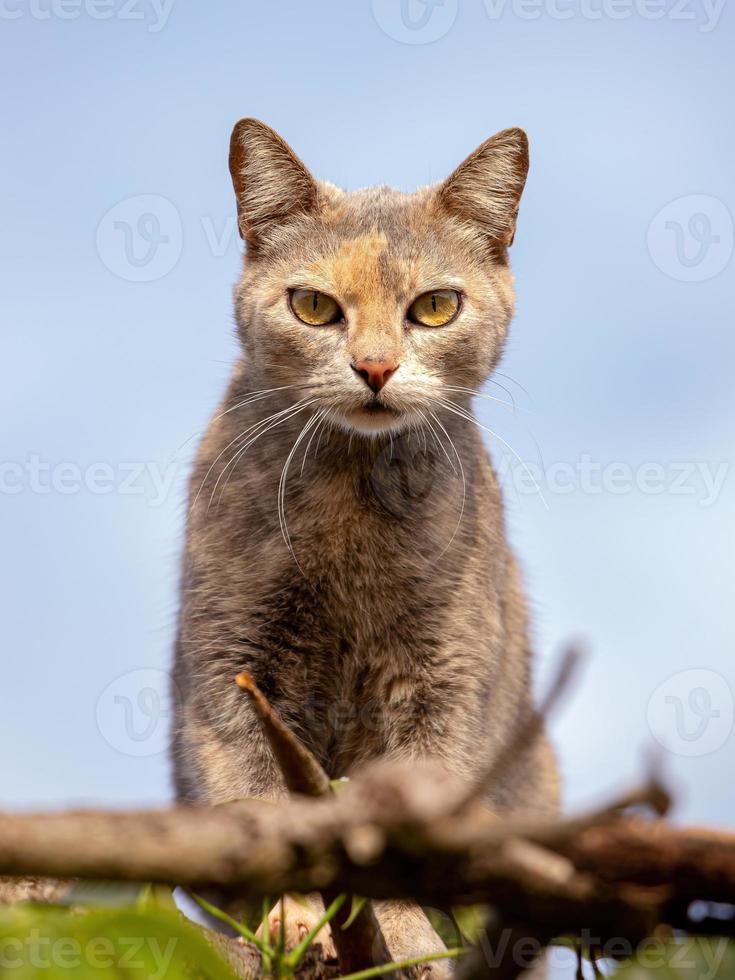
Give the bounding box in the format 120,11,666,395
0,903,239,979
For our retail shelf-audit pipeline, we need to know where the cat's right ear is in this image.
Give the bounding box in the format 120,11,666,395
229,119,319,252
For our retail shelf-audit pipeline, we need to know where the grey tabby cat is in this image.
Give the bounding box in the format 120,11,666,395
172,118,559,969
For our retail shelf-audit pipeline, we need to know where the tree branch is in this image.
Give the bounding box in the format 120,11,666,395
0,771,732,921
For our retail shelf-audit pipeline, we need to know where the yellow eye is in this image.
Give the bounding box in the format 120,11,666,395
289,288,343,326
407,290,461,327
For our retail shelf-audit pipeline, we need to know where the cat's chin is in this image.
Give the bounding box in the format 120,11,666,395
337,406,410,438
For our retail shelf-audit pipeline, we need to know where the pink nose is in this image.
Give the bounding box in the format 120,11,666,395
351,358,400,394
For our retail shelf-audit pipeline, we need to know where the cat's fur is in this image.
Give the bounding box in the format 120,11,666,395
172,119,559,967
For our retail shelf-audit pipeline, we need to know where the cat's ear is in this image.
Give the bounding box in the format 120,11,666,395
436,128,529,248
229,118,319,250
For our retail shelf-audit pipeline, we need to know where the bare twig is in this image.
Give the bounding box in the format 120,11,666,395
235,671,331,797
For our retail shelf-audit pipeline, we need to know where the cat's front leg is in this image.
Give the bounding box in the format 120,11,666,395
372,900,453,980
174,707,337,955
257,894,337,960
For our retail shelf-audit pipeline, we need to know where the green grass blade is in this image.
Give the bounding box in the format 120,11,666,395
189,892,262,948
339,946,465,980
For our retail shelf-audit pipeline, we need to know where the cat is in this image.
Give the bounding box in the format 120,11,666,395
172,118,559,972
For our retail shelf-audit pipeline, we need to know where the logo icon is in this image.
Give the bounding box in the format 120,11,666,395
96,668,179,757
646,668,733,757
371,0,458,44
96,194,183,282
647,195,733,282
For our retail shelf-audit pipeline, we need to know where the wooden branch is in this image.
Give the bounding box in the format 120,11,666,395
558,819,735,904
0,769,732,924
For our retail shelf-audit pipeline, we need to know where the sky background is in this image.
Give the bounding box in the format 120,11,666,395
1,0,733,887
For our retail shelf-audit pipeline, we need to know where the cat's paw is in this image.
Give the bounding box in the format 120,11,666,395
406,956,453,980
373,900,453,980
257,894,336,959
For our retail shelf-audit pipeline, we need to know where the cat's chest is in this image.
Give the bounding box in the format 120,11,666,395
243,484,451,678
212,445,470,687
288,459,457,577
250,572,442,774
256,533,438,657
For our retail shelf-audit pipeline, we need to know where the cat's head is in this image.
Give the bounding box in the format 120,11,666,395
229,119,528,436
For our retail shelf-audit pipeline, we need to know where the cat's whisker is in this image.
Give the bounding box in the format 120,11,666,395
417,412,428,455
419,407,457,476
314,410,333,459
209,398,320,512
494,370,531,399
427,408,467,559
488,378,519,411
443,384,515,413
406,415,422,456
415,409,440,464
193,409,290,513
278,412,322,573
434,397,548,510
214,384,311,424
215,399,319,505
193,395,314,514
300,407,330,477
173,384,313,464
419,409,458,484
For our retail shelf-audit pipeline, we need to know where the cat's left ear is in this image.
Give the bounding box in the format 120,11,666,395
436,128,529,248
229,118,319,251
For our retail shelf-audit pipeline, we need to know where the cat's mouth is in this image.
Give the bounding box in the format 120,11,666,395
363,401,397,416
340,398,405,435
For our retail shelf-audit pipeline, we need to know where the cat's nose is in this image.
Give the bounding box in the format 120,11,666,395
351,357,400,394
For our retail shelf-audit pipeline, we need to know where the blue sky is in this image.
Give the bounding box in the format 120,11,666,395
1,0,733,837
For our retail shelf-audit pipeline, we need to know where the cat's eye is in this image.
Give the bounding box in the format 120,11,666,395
289,288,343,326
407,290,461,327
